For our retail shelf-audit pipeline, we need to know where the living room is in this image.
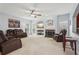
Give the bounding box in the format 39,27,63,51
0,3,79,55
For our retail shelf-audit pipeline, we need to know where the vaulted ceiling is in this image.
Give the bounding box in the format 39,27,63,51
0,3,78,19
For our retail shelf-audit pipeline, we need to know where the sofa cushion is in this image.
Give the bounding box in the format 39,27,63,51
6,29,14,36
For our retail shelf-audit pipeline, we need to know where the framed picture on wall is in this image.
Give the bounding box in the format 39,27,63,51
8,19,20,28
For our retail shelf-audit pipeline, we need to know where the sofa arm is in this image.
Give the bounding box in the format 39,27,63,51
0,38,22,55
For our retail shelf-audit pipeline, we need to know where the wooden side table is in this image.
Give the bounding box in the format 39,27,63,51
66,37,77,55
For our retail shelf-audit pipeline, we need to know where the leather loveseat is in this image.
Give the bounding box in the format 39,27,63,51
54,29,67,42
13,29,27,38
6,29,27,38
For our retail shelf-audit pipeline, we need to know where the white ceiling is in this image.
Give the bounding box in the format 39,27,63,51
0,3,78,19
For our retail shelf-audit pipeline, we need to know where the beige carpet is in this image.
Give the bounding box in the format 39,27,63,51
7,37,74,55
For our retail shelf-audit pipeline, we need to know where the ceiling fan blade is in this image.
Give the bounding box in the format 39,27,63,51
33,13,42,16
31,10,35,14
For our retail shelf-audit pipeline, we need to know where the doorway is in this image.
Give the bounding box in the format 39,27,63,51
76,13,79,34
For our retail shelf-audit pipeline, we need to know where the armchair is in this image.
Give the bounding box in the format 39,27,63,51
54,29,65,42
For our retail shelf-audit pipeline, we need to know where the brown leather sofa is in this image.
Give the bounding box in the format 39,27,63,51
0,30,22,55
6,29,27,38
13,29,27,38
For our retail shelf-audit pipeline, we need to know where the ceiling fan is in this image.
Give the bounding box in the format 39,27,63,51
25,8,42,18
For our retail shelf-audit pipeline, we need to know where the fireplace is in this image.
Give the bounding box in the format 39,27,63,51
37,30,44,35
